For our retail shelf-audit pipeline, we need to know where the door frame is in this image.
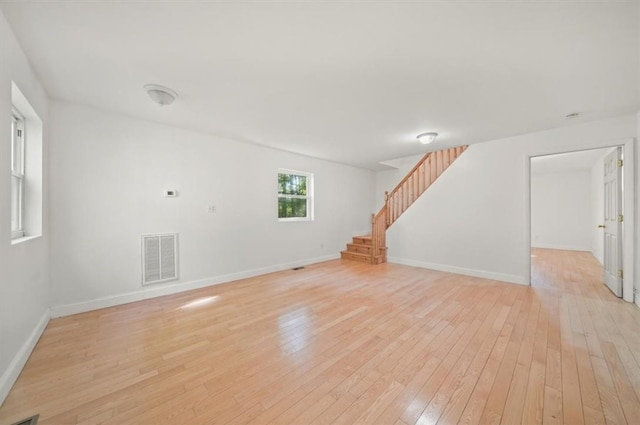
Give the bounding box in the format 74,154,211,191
524,137,635,303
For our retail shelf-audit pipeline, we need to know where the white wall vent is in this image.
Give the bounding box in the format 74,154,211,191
142,233,178,285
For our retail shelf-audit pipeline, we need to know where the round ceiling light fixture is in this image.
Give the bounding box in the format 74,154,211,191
144,84,178,106
417,132,438,144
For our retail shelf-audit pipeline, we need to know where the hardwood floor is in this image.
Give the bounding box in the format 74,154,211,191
1,249,639,424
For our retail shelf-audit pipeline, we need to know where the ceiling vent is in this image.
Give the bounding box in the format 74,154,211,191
144,84,177,106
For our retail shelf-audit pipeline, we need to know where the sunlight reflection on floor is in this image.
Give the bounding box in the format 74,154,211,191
179,295,219,310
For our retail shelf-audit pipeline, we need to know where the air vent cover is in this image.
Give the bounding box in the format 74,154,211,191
142,234,178,285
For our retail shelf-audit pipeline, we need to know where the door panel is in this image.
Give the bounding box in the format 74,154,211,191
603,147,622,297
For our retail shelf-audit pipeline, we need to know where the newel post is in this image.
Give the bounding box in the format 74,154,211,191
370,213,376,261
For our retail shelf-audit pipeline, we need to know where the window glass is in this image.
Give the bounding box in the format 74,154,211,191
278,170,313,221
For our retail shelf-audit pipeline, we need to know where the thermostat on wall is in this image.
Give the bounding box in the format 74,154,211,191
164,190,178,197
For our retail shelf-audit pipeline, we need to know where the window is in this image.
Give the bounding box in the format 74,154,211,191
278,169,314,221
11,109,25,239
11,81,43,244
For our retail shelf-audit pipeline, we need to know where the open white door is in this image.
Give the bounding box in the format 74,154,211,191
603,147,623,297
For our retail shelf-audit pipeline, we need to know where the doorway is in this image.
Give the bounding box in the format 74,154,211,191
529,147,623,297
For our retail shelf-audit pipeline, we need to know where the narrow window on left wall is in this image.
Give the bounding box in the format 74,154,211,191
11,82,43,243
11,108,25,239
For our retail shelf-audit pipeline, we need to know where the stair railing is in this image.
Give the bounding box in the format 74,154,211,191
370,145,467,263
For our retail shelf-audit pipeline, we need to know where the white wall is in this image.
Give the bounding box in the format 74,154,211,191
636,0,640,304
531,170,591,251
636,110,640,307
375,154,422,209
0,12,50,405
49,101,375,315
382,115,636,286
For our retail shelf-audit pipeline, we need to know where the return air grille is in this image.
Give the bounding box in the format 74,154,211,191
142,234,178,285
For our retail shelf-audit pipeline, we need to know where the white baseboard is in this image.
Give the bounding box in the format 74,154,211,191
590,249,604,266
531,243,591,252
388,257,527,286
51,254,340,318
0,308,50,406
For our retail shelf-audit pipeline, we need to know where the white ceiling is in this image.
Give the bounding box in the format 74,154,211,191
1,1,637,170
531,147,615,174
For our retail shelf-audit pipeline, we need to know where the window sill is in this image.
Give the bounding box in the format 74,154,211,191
12,235,41,245
278,217,313,223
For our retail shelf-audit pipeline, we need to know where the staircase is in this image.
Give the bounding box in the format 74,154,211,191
340,235,386,264
341,145,468,264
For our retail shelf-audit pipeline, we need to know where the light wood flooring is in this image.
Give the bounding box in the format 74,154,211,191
1,249,640,424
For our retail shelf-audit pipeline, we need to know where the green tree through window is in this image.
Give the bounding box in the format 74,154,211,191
278,170,313,220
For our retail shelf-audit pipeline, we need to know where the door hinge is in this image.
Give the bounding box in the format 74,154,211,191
617,270,623,278
618,214,624,222
16,129,22,138
618,159,623,167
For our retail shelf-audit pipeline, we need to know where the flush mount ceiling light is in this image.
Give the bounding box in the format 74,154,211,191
144,84,178,106
417,132,438,144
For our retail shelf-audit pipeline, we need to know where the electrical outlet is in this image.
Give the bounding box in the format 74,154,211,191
207,205,216,213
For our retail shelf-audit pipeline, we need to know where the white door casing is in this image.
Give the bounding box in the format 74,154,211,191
603,147,622,297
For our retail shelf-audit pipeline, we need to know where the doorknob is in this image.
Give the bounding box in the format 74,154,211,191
598,224,606,228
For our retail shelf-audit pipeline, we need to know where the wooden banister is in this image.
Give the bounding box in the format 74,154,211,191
369,145,468,263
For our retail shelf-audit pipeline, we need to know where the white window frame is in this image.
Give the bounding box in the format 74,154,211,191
277,169,314,222
11,107,25,239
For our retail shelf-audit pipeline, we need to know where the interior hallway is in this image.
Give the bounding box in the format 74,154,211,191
0,249,639,424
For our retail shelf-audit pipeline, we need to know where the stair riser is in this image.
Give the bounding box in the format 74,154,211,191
346,244,372,254
340,252,373,264
352,237,372,246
